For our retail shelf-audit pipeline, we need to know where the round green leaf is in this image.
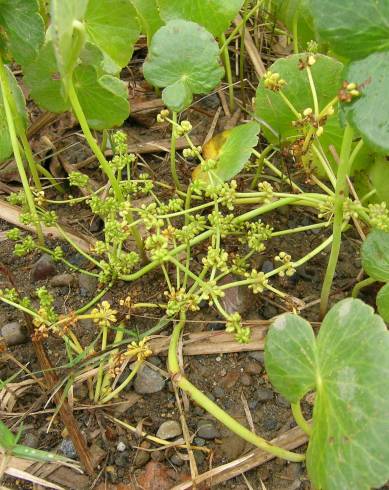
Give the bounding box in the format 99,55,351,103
310,0,389,60
23,41,70,113
162,80,192,113
0,0,44,66
73,64,129,129
213,122,260,181
143,20,224,112
361,229,389,282
266,298,389,489
158,0,244,37
0,66,27,162
377,283,389,323
273,0,315,50
130,0,163,42
265,313,317,403
85,0,140,70
255,54,344,175
344,51,389,154
50,0,88,80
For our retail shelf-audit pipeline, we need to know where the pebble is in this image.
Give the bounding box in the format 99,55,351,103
193,437,206,447
116,441,126,452
255,387,274,401
261,260,274,273
248,351,264,363
134,365,165,394
68,253,88,268
1,322,28,346
197,421,219,440
133,441,151,468
115,451,129,467
262,304,278,320
79,273,98,296
245,360,263,375
22,432,39,449
32,254,57,281
240,374,252,386
156,420,182,440
59,439,77,459
220,370,240,389
194,451,205,466
207,321,225,331
263,418,278,431
276,395,291,408
212,387,225,399
50,273,75,288
170,453,185,466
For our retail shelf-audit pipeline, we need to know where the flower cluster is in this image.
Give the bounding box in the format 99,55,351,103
14,235,36,257
69,171,89,188
275,251,296,277
202,246,229,272
368,202,389,231
165,288,200,317
257,181,274,203
246,269,269,294
92,301,117,329
225,312,251,343
263,71,286,91
245,221,273,253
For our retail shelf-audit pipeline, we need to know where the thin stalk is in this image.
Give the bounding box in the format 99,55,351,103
292,11,299,54
352,276,376,298
19,131,41,192
170,112,181,189
94,325,109,402
220,33,234,111
168,315,305,462
291,402,312,436
306,66,319,118
320,125,354,317
251,144,274,189
0,59,44,244
100,359,142,404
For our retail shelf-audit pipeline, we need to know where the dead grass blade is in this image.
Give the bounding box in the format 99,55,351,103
150,324,269,356
171,424,308,489
0,200,94,252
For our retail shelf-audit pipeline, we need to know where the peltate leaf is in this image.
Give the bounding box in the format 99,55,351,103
143,20,224,112
23,41,70,113
344,51,389,154
0,0,44,66
310,0,389,60
192,123,260,182
73,64,129,129
265,298,389,489
272,0,315,50
158,0,244,37
255,54,344,175
0,66,27,162
210,122,260,181
130,0,163,42
50,0,88,80
361,229,389,282
84,0,140,70
377,283,389,323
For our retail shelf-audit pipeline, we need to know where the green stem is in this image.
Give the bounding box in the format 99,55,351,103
251,145,274,189
320,124,354,317
306,66,319,118
18,131,41,192
100,359,142,404
352,276,376,298
94,325,108,402
0,60,44,245
168,315,305,462
170,112,181,190
291,402,312,436
67,80,121,199
292,11,299,54
220,33,234,112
